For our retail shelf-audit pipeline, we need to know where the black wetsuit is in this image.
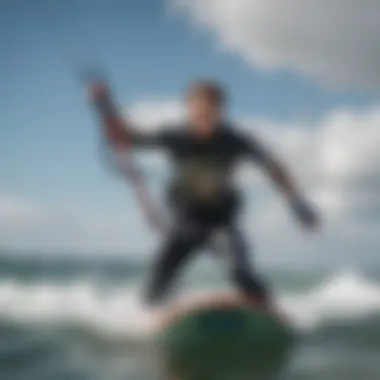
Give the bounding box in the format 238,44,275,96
129,122,271,304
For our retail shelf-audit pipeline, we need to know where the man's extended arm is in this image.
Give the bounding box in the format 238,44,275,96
89,82,172,149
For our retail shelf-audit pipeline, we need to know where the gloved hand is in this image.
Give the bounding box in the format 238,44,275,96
290,197,320,230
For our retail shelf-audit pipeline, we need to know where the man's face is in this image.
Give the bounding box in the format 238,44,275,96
186,94,222,138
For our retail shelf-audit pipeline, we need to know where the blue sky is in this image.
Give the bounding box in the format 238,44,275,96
0,0,379,261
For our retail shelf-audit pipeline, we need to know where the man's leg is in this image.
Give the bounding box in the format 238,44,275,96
145,222,207,305
211,224,270,302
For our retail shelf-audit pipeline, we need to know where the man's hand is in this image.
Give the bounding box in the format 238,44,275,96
88,82,111,105
291,198,320,230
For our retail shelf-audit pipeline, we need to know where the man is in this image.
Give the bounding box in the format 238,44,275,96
89,80,319,305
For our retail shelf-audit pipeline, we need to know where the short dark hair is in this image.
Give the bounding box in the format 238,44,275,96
186,80,226,106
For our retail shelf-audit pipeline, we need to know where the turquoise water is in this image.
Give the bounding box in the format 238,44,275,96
0,251,380,380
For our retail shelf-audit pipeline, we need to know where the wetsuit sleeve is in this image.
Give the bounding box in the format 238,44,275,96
237,132,273,167
237,130,303,201
128,128,178,150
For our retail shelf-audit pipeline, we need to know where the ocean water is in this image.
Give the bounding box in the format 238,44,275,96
0,252,379,380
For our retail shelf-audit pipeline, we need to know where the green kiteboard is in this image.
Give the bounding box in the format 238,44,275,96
155,299,294,380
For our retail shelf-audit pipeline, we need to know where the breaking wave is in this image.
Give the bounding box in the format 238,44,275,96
0,269,379,338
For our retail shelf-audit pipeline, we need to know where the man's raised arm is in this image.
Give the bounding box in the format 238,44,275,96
89,82,173,150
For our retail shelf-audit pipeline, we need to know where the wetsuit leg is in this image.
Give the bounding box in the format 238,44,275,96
145,222,207,305
212,224,270,302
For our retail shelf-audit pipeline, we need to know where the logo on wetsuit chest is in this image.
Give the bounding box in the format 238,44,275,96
180,156,230,200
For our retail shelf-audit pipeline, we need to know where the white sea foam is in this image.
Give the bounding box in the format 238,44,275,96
0,270,379,337
279,269,380,330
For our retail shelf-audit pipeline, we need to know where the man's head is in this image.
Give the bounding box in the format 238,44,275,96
185,80,227,138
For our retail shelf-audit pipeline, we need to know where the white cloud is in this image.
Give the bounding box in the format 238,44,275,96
171,0,380,89
128,99,184,131
244,106,380,226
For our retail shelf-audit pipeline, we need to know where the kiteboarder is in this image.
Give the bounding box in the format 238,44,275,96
89,79,319,305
